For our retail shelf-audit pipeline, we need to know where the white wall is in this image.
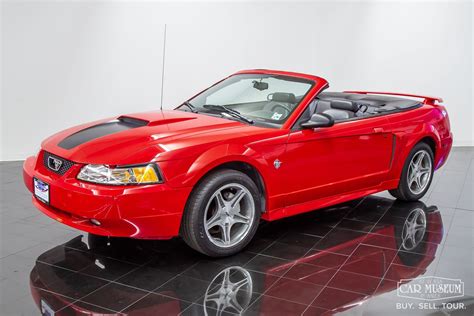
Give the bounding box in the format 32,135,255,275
1,1,473,161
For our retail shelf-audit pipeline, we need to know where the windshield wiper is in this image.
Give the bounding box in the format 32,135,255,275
202,104,254,124
180,101,198,113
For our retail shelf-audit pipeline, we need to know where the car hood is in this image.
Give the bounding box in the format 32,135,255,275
41,110,270,165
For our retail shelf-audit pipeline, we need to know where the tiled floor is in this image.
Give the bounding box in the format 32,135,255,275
0,148,473,315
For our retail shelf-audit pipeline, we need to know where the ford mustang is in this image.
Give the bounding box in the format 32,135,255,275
23,69,453,256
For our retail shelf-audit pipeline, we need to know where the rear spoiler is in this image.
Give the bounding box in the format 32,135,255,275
343,91,443,105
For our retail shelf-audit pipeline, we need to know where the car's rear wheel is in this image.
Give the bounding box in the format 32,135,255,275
181,169,261,257
389,142,434,201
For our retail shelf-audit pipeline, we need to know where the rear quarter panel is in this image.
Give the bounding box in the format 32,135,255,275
386,105,450,181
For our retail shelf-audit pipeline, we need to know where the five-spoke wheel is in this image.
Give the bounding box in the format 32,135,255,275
204,183,255,248
407,150,432,195
181,169,261,257
390,142,434,201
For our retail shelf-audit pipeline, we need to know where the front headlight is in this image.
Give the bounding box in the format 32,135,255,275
77,163,163,185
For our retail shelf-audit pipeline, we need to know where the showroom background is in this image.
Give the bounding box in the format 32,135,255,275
1,1,473,161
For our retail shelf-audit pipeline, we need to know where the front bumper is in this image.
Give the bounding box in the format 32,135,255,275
23,153,192,239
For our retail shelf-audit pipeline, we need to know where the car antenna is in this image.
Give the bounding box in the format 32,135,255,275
160,24,167,111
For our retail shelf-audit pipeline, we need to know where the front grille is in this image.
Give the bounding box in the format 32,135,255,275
43,151,75,175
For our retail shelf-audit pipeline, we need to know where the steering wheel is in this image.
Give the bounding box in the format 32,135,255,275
271,103,291,117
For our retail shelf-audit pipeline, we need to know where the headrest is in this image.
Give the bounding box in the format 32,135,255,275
271,92,297,104
330,100,358,112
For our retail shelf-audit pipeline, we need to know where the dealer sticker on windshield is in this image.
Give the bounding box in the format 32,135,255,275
271,112,283,120
34,178,49,204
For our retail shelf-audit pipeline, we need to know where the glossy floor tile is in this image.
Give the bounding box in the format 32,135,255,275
1,148,473,315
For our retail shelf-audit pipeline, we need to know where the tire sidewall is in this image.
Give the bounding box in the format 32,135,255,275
190,170,261,256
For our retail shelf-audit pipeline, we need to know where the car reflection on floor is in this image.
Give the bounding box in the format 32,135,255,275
29,196,444,315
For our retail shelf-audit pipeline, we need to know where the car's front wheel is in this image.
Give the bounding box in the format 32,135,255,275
181,169,261,257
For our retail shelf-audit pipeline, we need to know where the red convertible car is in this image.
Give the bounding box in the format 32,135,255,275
23,69,453,256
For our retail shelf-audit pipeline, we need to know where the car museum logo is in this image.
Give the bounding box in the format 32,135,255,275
397,276,464,301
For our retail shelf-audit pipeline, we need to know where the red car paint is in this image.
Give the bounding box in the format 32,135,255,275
23,69,453,239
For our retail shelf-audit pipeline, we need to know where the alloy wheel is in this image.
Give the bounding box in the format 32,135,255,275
204,183,255,248
407,150,432,195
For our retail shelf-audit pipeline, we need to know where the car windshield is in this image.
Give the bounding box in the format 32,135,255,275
178,74,314,127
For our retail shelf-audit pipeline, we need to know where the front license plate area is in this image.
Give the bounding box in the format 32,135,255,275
41,299,55,316
34,177,49,204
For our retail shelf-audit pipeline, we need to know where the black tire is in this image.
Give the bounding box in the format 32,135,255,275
181,169,261,257
389,142,434,201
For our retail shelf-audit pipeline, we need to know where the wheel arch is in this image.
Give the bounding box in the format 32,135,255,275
403,123,441,164
410,127,441,168
389,124,441,184
190,160,268,214
180,143,270,214
417,136,436,158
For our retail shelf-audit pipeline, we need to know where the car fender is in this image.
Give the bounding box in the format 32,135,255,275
181,143,270,188
390,122,442,180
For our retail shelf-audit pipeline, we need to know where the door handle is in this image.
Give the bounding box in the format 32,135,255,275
373,127,384,134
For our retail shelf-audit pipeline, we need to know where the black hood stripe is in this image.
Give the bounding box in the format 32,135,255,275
58,118,147,150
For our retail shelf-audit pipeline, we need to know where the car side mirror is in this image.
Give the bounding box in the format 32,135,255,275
300,113,334,129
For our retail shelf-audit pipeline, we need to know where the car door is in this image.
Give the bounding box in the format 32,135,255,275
281,115,393,207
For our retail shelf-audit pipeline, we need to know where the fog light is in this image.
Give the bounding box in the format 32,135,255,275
90,219,101,226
